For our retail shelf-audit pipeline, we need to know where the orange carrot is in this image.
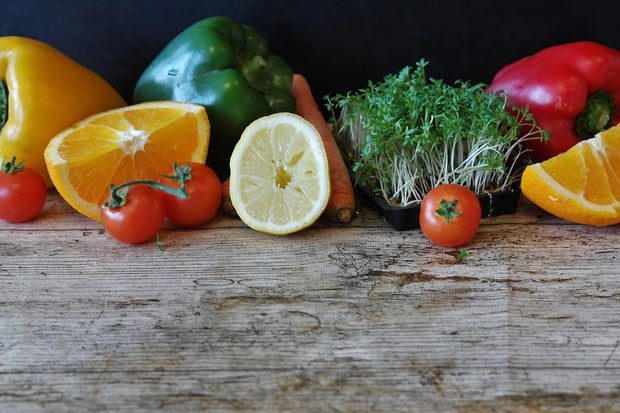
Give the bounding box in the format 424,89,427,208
220,178,237,216
290,74,355,223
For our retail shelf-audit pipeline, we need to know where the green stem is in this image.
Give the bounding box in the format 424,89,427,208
0,80,8,131
103,162,191,210
1,156,24,174
435,198,462,223
239,55,269,93
575,90,617,139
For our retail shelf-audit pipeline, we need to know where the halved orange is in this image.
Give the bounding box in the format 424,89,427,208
521,123,620,226
44,101,210,222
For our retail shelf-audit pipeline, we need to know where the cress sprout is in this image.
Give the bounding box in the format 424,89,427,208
326,59,548,207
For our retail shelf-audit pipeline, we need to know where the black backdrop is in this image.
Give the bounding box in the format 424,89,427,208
1,0,618,112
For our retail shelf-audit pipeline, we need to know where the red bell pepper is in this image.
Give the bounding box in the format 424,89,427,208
488,41,620,162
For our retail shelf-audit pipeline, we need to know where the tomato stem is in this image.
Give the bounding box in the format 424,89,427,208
159,161,193,184
435,198,462,223
1,156,24,174
103,161,191,210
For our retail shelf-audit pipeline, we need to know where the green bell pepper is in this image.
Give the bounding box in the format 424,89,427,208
133,16,296,178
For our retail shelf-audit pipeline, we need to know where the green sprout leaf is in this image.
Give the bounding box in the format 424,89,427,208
452,249,471,264
156,233,165,251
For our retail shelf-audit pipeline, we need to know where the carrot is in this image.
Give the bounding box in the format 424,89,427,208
220,178,237,216
290,74,355,223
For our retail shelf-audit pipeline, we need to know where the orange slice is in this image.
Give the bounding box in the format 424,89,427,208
521,123,620,226
44,101,210,222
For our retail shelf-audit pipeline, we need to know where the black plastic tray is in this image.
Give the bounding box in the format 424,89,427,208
362,185,521,231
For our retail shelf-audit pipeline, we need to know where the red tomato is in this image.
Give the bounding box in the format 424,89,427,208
159,162,222,227
419,184,481,247
0,163,47,222
100,185,165,244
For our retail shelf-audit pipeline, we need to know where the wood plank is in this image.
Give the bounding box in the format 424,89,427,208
1,191,619,411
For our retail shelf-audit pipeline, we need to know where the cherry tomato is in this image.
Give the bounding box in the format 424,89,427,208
100,185,165,244
0,159,47,223
159,162,222,227
419,184,481,247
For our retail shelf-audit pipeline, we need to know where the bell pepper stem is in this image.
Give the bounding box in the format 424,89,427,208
240,55,269,92
103,161,191,210
0,80,8,131
575,90,617,139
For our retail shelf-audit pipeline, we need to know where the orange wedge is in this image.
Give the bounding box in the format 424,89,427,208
44,101,210,222
521,123,620,226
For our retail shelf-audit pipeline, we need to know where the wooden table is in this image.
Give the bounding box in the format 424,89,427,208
1,190,619,412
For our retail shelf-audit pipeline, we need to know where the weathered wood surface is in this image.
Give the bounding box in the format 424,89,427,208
1,190,619,412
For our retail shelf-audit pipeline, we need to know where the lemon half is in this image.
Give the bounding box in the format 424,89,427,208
229,113,331,235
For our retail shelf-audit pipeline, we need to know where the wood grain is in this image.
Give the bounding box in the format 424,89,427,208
1,191,619,412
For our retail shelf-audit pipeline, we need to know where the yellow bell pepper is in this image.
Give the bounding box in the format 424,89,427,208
0,36,126,186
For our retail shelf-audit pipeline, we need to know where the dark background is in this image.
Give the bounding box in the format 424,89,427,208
1,0,618,111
